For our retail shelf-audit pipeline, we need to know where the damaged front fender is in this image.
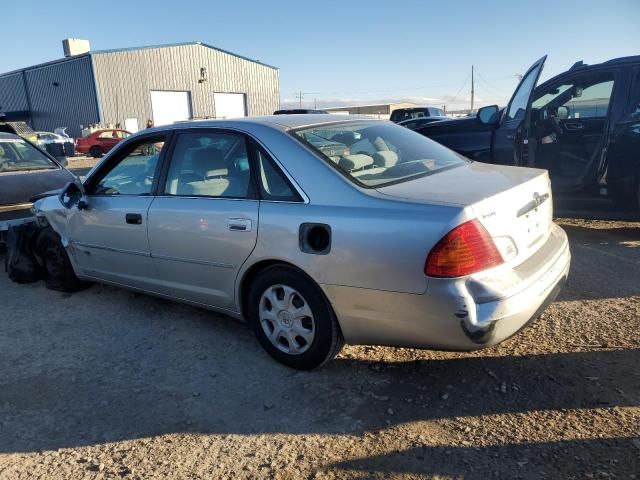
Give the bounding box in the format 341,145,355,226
32,195,71,248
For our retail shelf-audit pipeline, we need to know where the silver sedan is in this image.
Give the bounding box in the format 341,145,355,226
32,115,570,369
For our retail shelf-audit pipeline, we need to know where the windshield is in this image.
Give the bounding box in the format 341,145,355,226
293,121,466,187
0,137,57,172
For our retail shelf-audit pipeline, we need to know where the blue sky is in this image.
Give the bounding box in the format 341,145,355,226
3,0,639,110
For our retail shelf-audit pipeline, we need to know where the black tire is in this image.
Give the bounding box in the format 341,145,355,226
89,146,103,158
36,229,90,292
247,265,344,370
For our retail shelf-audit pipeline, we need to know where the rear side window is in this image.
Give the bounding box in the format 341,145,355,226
256,148,301,202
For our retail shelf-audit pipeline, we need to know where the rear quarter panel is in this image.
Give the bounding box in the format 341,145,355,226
242,198,466,296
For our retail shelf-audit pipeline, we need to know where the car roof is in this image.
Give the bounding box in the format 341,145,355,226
147,114,382,134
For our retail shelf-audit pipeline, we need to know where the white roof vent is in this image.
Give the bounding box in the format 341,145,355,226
62,38,91,57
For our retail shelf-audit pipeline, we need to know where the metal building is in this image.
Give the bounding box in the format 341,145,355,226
0,41,280,138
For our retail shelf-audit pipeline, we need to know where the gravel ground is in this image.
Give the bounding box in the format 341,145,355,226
0,217,638,479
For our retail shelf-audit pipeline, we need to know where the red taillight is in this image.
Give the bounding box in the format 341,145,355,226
425,219,504,277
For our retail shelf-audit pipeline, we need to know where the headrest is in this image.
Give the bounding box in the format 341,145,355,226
373,137,390,151
339,154,374,171
372,150,398,167
191,148,227,178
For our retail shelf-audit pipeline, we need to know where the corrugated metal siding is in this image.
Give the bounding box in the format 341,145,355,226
0,72,29,113
24,56,100,138
92,44,279,128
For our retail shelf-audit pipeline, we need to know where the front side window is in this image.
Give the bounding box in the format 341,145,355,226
533,75,614,119
293,121,466,187
164,131,253,198
92,137,165,195
0,137,57,172
506,66,540,122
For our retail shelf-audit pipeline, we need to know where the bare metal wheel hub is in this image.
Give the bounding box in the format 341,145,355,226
259,284,316,355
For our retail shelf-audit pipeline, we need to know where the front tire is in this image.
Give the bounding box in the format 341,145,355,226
89,146,103,158
36,229,90,292
247,265,343,370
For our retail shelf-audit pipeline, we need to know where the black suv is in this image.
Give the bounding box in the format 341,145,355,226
416,56,640,210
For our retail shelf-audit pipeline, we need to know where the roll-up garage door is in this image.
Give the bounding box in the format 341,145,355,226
150,90,191,126
214,93,247,119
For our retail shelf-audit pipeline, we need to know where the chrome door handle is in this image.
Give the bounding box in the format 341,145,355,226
226,218,252,232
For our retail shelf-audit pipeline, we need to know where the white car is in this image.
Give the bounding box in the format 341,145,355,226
35,131,73,148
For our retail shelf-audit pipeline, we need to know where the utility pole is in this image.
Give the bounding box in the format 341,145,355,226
296,89,303,108
470,65,475,113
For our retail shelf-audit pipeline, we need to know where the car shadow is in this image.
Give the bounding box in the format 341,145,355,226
0,284,636,455
329,437,639,479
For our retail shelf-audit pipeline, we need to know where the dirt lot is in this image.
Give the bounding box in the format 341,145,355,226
0,217,638,479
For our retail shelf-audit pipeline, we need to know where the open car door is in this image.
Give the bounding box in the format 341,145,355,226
493,56,547,166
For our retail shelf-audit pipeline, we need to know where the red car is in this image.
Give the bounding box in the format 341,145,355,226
75,129,131,158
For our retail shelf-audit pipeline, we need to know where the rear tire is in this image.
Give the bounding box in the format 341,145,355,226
247,265,344,370
36,229,90,292
89,146,103,158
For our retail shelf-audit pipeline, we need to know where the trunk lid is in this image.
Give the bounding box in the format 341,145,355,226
376,161,553,261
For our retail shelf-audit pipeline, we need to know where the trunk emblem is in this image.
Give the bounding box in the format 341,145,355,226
517,192,549,217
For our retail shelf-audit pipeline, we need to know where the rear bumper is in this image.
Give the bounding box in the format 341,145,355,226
322,223,571,350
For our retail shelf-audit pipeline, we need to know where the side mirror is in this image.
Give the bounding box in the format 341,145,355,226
557,106,570,120
477,105,500,125
59,181,87,210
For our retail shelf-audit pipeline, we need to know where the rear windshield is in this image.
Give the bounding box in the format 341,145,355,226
0,137,57,172
293,121,466,187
